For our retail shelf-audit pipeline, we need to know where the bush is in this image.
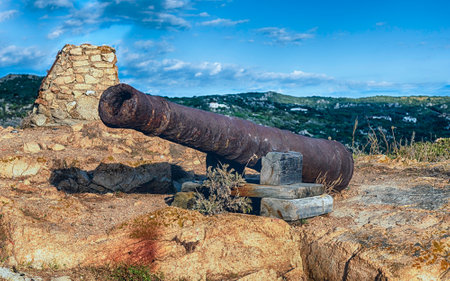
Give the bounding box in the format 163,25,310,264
192,164,252,216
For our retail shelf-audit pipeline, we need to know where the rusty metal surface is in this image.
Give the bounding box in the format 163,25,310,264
99,83,354,190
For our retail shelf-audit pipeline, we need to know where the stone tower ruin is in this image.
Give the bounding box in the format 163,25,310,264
29,44,119,126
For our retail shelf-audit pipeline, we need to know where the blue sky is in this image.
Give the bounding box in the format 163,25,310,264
0,0,449,97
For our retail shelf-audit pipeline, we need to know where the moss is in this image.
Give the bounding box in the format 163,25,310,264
110,265,163,281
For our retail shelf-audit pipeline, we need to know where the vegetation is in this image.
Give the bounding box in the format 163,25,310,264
352,119,449,162
169,92,449,154
111,265,164,281
0,74,43,127
192,164,252,216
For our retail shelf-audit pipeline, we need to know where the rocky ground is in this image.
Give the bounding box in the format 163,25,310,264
0,122,448,280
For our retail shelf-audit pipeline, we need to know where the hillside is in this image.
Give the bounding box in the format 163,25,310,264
169,92,450,150
0,74,43,127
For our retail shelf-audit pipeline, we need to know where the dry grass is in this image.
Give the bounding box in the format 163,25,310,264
192,164,252,216
315,172,344,194
351,118,449,162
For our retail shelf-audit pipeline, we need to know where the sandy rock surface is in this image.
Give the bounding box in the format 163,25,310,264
0,124,448,280
297,156,449,281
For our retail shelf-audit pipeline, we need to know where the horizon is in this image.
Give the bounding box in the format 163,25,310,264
1,0,449,98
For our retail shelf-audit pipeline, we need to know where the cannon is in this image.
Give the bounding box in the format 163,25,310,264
98,83,353,190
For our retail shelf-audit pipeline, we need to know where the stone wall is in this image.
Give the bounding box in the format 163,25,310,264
29,44,119,126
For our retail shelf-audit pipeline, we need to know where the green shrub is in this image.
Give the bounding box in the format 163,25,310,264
111,265,163,281
192,164,252,216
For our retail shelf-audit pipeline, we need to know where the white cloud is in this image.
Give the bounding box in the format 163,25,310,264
164,0,188,9
376,22,387,26
34,0,73,9
199,18,249,27
47,27,64,39
0,45,44,67
199,12,209,17
41,0,192,39
0,10,18,22
144,12,191,29
257,27,316,45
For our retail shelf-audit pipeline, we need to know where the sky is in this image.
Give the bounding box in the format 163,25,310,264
0,0,449,97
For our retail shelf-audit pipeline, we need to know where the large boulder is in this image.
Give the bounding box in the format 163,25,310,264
110,207,306,281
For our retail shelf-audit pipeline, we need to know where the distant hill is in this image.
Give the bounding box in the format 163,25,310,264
169,92,450,150
0,74,448,151
0,74,43,127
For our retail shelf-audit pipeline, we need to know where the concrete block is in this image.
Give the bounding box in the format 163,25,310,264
260,195,333,221
260,151,302,185
232,183,324,199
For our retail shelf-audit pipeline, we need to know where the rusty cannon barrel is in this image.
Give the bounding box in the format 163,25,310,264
99,83,353,190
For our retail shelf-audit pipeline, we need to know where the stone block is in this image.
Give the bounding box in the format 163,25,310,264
181,181,202,192
71,55,89,61
102,52,115,62
66,101,77,112
74,67,89,73
73,83,91,90
260,151,302,185
90,54,101,62
31,114,47,126
260,195,333,221
84,74,98,84
69,47,82,55
72,60,89,67
93,62,112,68
232,183,324,199
90,68,104,78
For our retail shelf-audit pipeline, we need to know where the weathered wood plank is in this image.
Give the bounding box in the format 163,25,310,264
231,183,324,199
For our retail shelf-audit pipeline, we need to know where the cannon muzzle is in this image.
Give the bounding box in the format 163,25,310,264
99,83,353,190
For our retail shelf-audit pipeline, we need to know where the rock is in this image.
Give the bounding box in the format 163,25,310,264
261,195,333,221
71,123,84,132
299,183,450,280
51,276,71,281
181,181,202,192
260,151,303,185
91,162,175,193
0,267,43,281
116,207,305,281
0,157,42,178
31,114,47,126
75,96,99,120
237,269,282,281
171,192,196,209
49,144,66,151
50,276,72,281
23,142,41,153
101,52,115,63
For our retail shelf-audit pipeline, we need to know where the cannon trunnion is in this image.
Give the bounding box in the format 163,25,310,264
98,83,353,191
